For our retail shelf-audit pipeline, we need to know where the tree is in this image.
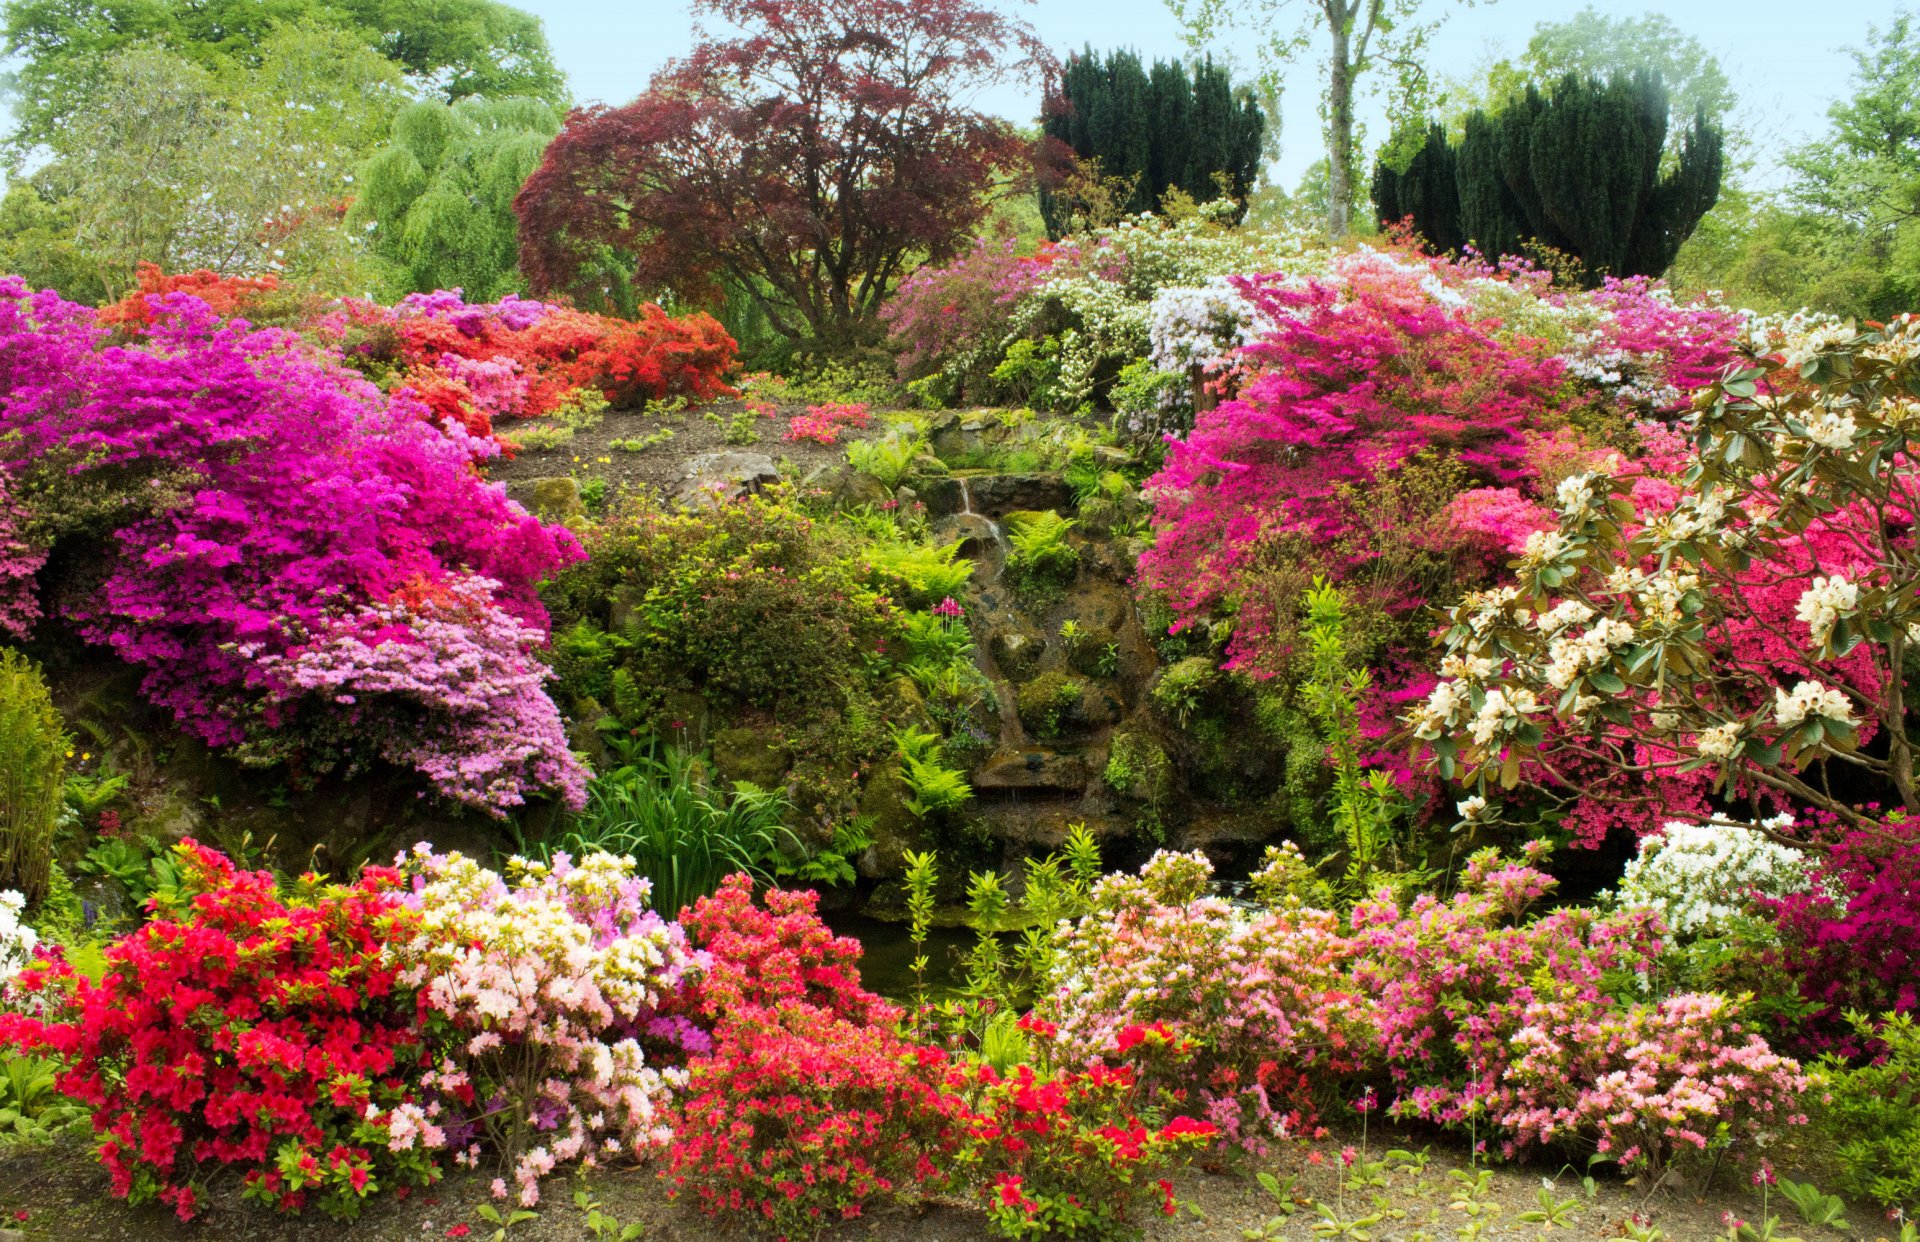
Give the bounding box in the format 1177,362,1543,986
1166,0,1472,238
349,96,562,300
515,0,1047,345
35,25,405,298
1373,72,1723,284
1039,48,1264,236
0,0,565,169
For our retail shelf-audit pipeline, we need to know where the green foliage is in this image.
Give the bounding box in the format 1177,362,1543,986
860,534,973,607
1041,48,1264,235
1816,1010,1920,1212
893,727,973,818
846,431,927,489
1,0,565,171
32,27,407,297
903,847,940,1022
1110,358,1188,422
0,1052,89,1145
1774,1179,1850,1232
349,95,562,301
958,825,1100,1019
507,388,608,452
774,816,873,889
1015,671,1082,738
555,741,801,918
1378,70,1724,282
1003,509,1079,590
1151,656,1217,727
988,336,1063,408
0,648,65,904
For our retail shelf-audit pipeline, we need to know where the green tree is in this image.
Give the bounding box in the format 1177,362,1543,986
0,648,66,905
0,0,565,170
1041,48,1263,236
1374,71,1723,284
32,25,405,298
349,96,562,300
1167,0,1474,238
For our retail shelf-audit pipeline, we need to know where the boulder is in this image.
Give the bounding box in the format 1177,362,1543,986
971,749,1090,796
989,629,1044,679
710,724,790,790
508,475,586,521
671,451,780,509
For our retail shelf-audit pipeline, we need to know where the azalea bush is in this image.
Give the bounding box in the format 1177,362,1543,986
0,278,585,814
391,847,705,1207
1613,818,1813,940
0,842,433,1222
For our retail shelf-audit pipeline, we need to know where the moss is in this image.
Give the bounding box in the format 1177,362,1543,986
1104,729,1174,809
1015,671,1083,738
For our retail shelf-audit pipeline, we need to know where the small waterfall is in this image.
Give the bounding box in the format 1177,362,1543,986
958,476,973,515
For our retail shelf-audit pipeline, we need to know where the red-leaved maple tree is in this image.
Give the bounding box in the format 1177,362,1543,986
514,0,1048,343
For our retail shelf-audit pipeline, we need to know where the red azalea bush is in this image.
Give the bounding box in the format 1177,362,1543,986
0,842,435,1222
98,263,282,333
1760,814,1920,1056
784,401,872,445
955,1024,1219,1240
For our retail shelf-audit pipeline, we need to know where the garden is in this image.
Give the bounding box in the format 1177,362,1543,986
0,0,1917,1239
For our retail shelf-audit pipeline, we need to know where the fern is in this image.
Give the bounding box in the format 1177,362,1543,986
892,726,972,817
846,432,927,488
863,539,974,605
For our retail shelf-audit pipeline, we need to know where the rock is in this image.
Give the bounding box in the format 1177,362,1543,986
931,411,1000,462
893,484,920,512
1016,670,1085,737
989,630,1044,679
831,469,891,511
710,725,790,789
671,450,780,509
856,767,927,879
931,513,1008,570
966,473,1076,517
972,749,1089,795
508,475,586,521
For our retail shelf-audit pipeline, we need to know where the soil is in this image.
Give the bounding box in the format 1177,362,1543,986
0,1123,1859,1242
483,398,892,501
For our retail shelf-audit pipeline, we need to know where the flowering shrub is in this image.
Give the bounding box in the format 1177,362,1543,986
0,842,433,1221
1410,316,1916,844
97,263,281,333
0,279,585,813
1614,819,1813,938
1760,814,1920,1054
1039,849,1808,1179
390,847,703,1207
0,889,37,984
784,401,871,445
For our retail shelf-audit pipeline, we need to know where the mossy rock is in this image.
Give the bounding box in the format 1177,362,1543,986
1104,728,1175,808
855,766,927,879
1016,670,1084,737
710,724,790,790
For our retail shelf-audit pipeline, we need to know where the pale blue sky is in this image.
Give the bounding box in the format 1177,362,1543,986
525,0,1883,188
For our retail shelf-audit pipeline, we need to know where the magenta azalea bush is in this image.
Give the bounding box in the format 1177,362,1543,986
0,278,585,813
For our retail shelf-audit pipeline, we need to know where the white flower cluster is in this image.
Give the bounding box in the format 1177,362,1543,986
1740,308,1847,358
1614,818,1811,939
1544,617,1635,691
1798,410,1858,453
1779,321,1857,370
1773,679,1857,730
1795,574,1859,647
1146,278,1271,373
1693,721,1742,760
0,890,37,984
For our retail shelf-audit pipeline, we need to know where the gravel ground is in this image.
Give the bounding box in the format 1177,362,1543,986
0,1123,1867,1242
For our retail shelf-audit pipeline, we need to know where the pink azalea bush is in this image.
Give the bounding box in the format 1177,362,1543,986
1038,848,1809,1178
0,278,585,813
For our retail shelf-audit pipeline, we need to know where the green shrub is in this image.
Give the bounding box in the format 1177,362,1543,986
0,649,66,904
1818,1010,1920,1212
1150,655,1217,727
1104,730,1173,808
1016,671,1082,738
556,741,801,918
861,537,973,606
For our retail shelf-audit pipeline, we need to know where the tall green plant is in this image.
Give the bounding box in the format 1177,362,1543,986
1299,581,1412,904
0,649,66,904
892,726,973,818
557,741,799,917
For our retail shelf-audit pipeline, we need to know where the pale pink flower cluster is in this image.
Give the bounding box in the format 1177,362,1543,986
391,846,706,1205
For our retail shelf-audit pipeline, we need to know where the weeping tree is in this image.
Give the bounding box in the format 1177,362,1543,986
1373,71,1723,284
349,96,561,301
1040,48,1264,236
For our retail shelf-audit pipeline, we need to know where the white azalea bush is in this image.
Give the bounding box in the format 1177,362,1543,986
390,847,708,1206
0,889,36,985
1614,818,1813,938
1411,314,1920,846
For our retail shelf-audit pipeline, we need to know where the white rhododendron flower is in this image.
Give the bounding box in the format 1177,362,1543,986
1773,679,1857,729
1794,574,1859,646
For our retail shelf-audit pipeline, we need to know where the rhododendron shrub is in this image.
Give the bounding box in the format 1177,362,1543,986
0,278,585,813
1410,316,1919,845
1759,814,1920,1055
783,401,871,445
391,848,705,1207
0,842,434,1222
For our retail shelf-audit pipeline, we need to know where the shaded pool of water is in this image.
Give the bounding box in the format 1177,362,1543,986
822,910,983,1000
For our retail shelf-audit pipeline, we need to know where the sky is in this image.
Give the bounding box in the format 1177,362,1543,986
524,0,1882,189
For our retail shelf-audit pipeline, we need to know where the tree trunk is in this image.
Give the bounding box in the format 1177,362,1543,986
1324,9,1355,239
